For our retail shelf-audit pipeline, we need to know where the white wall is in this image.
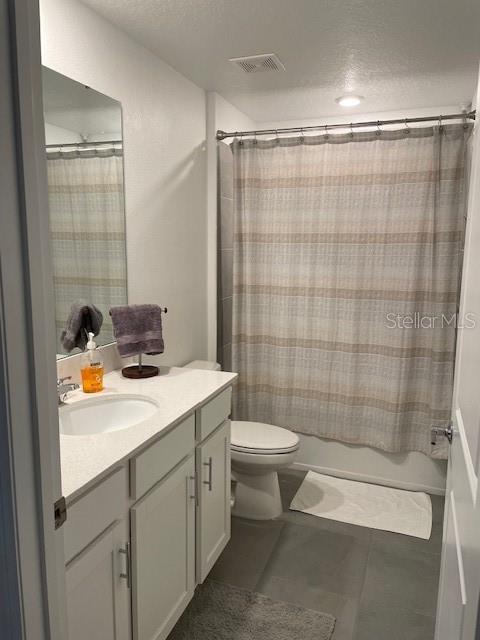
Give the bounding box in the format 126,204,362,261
44,119,121,144
44,106,122,143
294,435,446,494
40,0,208,367
44,122,82,144
85,132,122,142
213,93,256,136
205,92,256,360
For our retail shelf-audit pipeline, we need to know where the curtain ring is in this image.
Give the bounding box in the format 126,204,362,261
299,127,304,144
376,120,381,136
275,130,280,144
438,115,444,134
404,118,410,134
350,123,354,138
253,131,258,145
238,132,244,146
324,124,329,140
463,113,469,130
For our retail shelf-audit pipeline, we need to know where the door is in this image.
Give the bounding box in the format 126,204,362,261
435,72,480,640
197,420,231,582
65,521,130,640
130,455,196,640
0,1,67,638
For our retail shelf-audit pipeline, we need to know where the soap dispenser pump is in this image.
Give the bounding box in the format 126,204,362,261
80,332,104,393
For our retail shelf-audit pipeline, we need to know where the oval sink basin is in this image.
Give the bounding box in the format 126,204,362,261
59,394,159,436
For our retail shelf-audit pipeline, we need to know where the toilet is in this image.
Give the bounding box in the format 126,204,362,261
184,360,300,520
230,420,299,520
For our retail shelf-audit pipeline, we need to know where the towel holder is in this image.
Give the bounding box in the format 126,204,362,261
121,305,167,379
122,353,159,379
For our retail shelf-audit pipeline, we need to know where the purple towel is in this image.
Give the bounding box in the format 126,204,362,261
109,304,164,358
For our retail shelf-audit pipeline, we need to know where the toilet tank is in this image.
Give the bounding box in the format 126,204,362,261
184,360,221,371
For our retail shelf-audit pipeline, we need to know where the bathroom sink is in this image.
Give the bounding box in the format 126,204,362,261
59,394,159,436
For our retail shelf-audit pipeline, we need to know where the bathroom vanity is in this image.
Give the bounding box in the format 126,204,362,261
60,366,237,640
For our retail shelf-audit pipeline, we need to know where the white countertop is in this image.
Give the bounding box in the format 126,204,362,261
60,366,237,502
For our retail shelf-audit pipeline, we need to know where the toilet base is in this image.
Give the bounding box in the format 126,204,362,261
232,469,283,520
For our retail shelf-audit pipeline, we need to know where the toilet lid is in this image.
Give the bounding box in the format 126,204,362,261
231,421,299,454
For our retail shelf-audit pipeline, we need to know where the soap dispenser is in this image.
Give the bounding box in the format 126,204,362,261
80,332,104,393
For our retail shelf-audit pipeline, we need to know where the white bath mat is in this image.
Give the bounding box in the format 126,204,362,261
290,471,432,539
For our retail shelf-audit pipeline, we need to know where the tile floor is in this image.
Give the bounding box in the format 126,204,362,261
208,469,443,640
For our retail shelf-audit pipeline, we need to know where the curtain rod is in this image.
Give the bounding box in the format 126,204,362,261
45,140,122,148
216,111,476,141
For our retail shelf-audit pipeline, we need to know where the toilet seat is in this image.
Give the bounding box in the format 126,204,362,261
231,421,299,455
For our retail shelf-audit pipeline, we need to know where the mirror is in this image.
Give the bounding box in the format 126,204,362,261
42,67,127,358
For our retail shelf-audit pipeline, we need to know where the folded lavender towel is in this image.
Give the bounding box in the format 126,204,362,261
109,304,165,358
61,300,103,352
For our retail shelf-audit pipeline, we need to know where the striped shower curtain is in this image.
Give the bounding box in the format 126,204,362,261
47,146,127,350
231,125,471,457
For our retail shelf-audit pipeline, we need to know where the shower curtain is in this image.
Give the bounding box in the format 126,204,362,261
47,146,126,349
230,125,471,457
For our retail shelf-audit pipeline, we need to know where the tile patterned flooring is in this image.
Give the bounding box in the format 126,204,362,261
208,469,443,640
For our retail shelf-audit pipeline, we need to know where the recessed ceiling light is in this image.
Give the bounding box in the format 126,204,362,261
335,95,364,107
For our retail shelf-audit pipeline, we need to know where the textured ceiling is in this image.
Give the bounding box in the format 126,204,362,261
80,0,480,122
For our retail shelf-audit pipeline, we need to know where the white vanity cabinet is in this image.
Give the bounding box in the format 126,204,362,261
130,388,232,640
65,520,130,640
196,420,231,582
131,455,196,640
63,384,233,640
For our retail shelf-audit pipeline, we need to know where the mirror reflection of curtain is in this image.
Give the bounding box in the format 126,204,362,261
46,145,127,350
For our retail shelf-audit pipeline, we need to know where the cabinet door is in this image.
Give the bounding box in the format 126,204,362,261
65,520,130,640
131,455,196,640
197,420,231,582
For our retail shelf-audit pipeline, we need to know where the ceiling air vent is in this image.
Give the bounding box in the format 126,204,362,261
229,53,285,74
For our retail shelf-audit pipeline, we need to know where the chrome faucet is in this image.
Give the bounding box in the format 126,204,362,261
57,376,80,405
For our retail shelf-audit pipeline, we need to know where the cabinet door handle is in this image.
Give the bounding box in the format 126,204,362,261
119,542,131,589
188,475,198,506
203,457,213,491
